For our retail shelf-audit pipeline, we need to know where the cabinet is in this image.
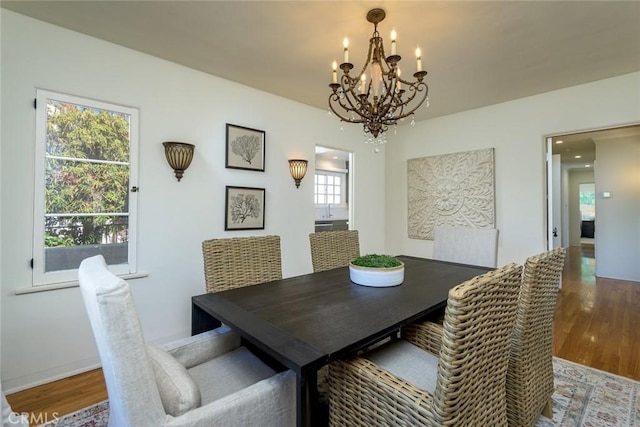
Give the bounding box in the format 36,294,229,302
314,220,349,232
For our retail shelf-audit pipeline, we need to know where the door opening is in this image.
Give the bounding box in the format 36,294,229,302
545,123,640,279
314,146,352,232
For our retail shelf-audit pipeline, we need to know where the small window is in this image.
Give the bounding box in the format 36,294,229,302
314,171,345,205
32,90,139,286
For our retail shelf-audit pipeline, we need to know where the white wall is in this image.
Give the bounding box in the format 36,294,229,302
0,11,386,391
567,169,595,246
594,135,640,281
561,166,571,246
386,72,640,266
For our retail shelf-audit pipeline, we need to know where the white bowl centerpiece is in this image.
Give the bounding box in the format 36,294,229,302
349,254,405,287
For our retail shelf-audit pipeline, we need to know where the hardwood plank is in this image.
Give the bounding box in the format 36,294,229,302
7,245,640,421
5,368,107,422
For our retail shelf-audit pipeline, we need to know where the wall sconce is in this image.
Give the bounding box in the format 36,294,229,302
163,142,195,182
288,159,308,188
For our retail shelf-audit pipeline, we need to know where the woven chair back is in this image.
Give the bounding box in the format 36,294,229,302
432,263,522,426
507,247,565,427
309,230,360,273
202,235,282,293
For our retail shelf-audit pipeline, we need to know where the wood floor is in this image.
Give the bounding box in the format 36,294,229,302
5,367,107,423
553,244,640,380
6,244,640,421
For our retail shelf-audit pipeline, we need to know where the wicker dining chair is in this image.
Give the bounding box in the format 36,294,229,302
309,230,360,273
308,230,360,413
329,263,523,427
202,235,282,293
506,247,565,426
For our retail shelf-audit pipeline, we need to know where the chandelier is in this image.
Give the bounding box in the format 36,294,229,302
328,8,429,143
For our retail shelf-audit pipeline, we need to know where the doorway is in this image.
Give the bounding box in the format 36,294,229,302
314,146,353,232
545,124,640,281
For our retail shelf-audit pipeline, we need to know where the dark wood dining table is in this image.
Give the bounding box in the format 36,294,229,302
191,255,491,427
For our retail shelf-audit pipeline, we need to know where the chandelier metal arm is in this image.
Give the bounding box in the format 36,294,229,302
329,93,365,124
330,82,428,125
336,76,369,122
392,83,428,121
339,75,362,111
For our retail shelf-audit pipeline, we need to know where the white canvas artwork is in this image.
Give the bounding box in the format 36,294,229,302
407,148,495,240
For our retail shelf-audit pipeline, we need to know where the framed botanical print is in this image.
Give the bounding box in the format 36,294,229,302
225,124,265,171
225,186,265,230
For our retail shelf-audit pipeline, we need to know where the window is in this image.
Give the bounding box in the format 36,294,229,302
579,183,596,220
32,90,139,286
314,172,344,205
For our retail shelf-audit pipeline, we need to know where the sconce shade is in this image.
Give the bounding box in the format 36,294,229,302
163,141,195,181
288,159,308,188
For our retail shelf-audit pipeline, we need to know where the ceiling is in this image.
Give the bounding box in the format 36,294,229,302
551,124,640,169
3,1,640,126
316,146,350,163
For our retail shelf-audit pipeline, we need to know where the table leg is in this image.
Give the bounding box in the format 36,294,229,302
296,368,324,427
307,370,323,427
191,302,221,335
296,371,307,427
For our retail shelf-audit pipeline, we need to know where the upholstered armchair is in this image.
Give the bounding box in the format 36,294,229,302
78,255,295,427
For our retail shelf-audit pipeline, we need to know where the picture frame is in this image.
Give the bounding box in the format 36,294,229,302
225,123,265,171
225,186,266,231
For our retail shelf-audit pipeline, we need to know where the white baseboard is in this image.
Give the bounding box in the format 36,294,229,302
2,359,101,395
2,329,191,394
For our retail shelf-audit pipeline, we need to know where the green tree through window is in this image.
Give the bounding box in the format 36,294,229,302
33,90,139,286
579,191,595,206
45,101,130,247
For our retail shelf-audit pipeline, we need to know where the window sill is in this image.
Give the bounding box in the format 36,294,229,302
14,272,149,295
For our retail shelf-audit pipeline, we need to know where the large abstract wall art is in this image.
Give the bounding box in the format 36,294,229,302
407,148,495,240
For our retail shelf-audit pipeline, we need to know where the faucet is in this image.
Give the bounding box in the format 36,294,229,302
326,204,333,218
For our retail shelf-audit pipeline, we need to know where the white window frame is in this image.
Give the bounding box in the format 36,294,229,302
32,89,139,286
314,170,347,207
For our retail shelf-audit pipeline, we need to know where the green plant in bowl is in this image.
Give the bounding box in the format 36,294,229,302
351,254,402,268
349,254,404,287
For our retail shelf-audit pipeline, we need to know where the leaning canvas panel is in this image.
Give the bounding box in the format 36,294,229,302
407,148,495,240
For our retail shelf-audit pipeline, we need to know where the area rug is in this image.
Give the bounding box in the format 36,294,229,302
40,400,108,427
535,358,640,426
41,357,639,426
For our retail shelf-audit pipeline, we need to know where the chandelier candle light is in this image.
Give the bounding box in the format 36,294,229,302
328,8,429,145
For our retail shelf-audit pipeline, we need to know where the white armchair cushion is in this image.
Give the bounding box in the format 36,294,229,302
163,326,241,369
147,345,201,416
188,346,277,405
